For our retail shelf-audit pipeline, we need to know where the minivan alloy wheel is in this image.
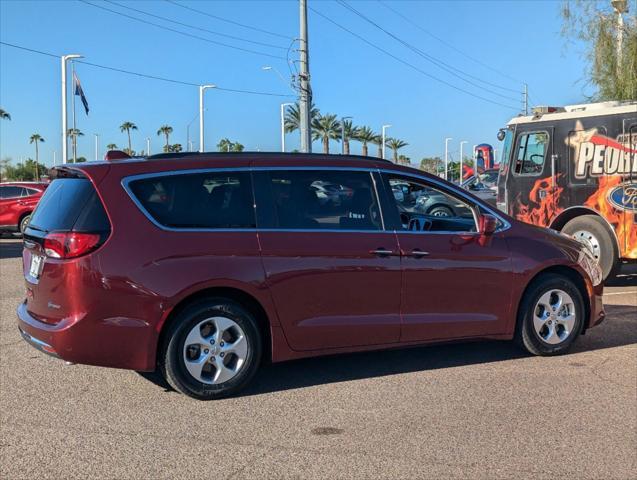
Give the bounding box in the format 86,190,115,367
533,289,576,345
183,316,248,384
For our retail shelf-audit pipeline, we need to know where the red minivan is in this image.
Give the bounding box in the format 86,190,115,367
0,182,48,233
17,153,605,399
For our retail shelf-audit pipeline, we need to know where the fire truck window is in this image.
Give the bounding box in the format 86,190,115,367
514,132,548,175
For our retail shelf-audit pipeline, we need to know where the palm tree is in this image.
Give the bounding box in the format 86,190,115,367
284,102,319,134
157,125,173,149
387,138,409,163
356,126,376,157
29,134,44,180
67,128,84,162
371,133,383,158
119,122,138,154
217,138,245,152
106,143,118,151
341,119,360,155
0,108,10,120
311,113,341,154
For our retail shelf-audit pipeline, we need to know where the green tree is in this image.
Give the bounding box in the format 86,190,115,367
2,159,43,181
0,157,11,181
106,143,118,151
157,125,173,149
217,138,244,152
371,134,383,158
341,119,359,155
311,113,341,154
29,133,44,180
561,1,637,100
420,156,443,175
119,122,138,154
284,102,319,134
163,143,183,153
67,128,83,163
387,138,408,163
0,108,10,120
356,126,376,157
397,154,411,166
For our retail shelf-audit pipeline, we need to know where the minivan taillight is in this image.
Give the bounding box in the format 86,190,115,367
43,232,102,259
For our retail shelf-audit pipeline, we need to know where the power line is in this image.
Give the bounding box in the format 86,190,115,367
337,0,519,103
377,0,523,86
78,0,285,60
103,0,287,51
0,41,294,97
308,7,519,111
164,0,292,41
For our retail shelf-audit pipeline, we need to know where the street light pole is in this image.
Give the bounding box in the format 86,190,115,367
146,137,151,156
459,140,467,185
382,124,392,160
94,133,99,161
472,144,478,182
61,54,82,164
444,137,453,180
280,102,294,152
199,84,216,153
186,112,199,152
341,116,352,155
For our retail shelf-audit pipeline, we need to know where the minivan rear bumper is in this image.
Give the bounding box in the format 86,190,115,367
16,301,156,371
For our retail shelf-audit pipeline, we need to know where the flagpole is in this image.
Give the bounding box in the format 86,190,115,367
71,61,77,163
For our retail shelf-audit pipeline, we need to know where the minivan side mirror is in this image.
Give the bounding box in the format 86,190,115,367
478,214,498,235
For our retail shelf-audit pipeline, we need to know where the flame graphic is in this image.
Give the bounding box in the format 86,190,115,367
515,176,564,226
584,176,637,259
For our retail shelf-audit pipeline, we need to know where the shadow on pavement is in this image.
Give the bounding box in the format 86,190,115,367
0,239,23,259
138,303,636,397
606,263,637,287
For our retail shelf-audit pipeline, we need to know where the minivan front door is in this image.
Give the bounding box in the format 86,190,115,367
381,173,513,342
253,169,402,351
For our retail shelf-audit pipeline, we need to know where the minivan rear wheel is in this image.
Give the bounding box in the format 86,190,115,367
515,273,585,356
160,297,262,400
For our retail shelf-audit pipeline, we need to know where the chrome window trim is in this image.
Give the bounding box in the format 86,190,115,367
121,166,511,234
122,166,387,234
378,168,511,233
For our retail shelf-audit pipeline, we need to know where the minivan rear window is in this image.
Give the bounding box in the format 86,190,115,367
28,178,110,233
128,171,255,229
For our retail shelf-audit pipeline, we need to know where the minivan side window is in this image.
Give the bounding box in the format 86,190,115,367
259,170,382,230
384,175,478,233
514,132,548,175
128,171,255,229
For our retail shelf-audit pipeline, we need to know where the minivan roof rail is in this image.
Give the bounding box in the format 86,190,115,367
145,151,395,164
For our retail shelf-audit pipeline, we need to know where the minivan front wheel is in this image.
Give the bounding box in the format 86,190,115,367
160,298,262,400
515,274,584,356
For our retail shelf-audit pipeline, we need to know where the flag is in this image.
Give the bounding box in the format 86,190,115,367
73,71,89,115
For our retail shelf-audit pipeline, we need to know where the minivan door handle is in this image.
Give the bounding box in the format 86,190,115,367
410,249,430,258
370,248,395,257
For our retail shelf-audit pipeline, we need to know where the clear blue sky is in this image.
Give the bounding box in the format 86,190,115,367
0,0,594,166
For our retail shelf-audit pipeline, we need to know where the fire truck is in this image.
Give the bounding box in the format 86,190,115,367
496,100,637,280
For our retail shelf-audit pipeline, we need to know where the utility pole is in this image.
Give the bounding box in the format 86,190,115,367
523,83,528,115
459,141,467,185
61,54,82,164
280,102,294,152
299,0,312,153
444,137,453,180
199,84,216,153
382,124,392,160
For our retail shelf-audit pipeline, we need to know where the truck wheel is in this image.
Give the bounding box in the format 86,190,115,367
561,215,618,280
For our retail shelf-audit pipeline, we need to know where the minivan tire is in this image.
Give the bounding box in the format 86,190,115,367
159,297,262,400
515,273,585,356
561,214,617,280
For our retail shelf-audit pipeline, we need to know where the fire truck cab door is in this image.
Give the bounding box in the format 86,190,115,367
508,126,555,226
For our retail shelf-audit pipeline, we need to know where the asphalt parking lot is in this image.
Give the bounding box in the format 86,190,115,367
0,237,635,479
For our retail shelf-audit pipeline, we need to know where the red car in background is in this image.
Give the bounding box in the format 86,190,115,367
0,182,48,234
